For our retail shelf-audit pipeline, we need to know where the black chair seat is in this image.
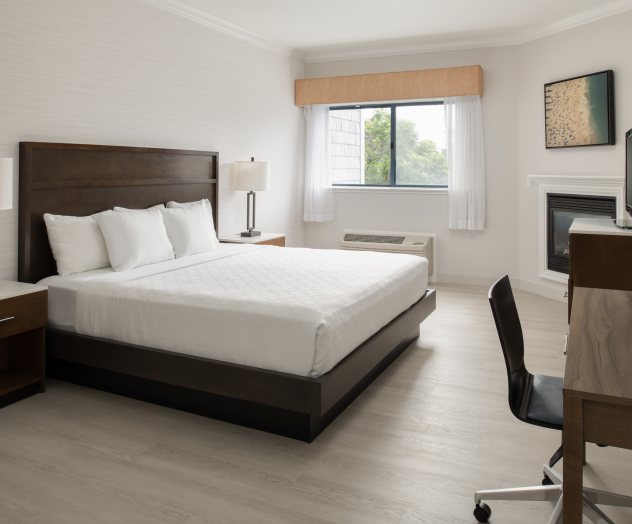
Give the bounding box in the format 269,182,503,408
476,277,626,524
526,375,564,428
489,276,564,466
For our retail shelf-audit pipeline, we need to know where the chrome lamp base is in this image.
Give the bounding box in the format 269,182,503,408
241,191,261,238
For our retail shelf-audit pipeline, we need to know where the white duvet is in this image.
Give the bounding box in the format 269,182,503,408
69,244,428,378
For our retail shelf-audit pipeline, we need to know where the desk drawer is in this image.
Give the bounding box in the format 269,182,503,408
0,291,48,339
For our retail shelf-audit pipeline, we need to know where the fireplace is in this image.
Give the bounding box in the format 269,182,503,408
547,193,616,274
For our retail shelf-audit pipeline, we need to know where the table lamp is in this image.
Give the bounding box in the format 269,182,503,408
233,157,270,237
0,159,13,210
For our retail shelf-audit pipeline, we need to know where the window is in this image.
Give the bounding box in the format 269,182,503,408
329,102,447,187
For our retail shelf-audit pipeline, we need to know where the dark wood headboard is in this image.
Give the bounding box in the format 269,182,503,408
18,142,219,284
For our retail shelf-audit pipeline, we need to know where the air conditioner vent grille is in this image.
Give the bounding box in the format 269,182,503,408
343,234,406,244
340,232,434,276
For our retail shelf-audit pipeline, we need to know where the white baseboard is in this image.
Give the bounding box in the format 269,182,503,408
436,273,568,303
437,272,504,288
518,278,567,303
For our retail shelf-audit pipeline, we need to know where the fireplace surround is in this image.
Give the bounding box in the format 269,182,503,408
527,174,625,284
547,193,616,274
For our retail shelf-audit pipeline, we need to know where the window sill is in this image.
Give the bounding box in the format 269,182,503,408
332,186,448,195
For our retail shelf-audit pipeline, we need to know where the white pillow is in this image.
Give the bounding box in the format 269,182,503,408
159,203,217,258
166,199,219,247
44,213,111,276
113,204,165,212
93,207,175,272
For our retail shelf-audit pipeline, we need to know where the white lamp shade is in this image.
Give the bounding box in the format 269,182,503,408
0,158,13,211
233,161,270,192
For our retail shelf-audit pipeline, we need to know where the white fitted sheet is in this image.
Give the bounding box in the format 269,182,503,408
41,244,428,378
39,267,115,331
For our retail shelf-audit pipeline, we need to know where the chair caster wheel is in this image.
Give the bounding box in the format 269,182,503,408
473,502,492,523
542,475,554,486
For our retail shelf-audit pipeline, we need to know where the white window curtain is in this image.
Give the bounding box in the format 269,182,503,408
304,104,335,222
444,95,485,230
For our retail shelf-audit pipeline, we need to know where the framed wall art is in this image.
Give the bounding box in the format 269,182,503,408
545,70,614,149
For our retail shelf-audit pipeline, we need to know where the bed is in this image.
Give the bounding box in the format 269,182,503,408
18,142,436,442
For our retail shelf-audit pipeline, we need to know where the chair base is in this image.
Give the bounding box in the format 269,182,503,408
474,464,632,523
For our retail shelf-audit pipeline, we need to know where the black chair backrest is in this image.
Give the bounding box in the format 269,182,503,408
488,276,532,421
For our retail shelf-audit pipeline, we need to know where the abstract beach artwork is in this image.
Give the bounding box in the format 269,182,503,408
545,70,614,148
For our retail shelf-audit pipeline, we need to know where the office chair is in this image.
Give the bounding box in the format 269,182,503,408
473,276,632,524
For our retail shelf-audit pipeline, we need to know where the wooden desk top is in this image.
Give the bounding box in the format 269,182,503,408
565,287,632,407
569,218,632,237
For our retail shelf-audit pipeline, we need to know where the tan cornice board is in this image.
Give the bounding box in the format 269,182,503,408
295,66,483,106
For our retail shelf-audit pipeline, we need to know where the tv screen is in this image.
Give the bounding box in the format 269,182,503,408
628,129,632,215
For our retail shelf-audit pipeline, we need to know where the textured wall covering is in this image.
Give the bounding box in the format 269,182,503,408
0,0,305,280
304,46,520,288
518,10,632,301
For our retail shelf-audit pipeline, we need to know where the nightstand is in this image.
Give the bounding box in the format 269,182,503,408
0,281,48,409
219,233,285,247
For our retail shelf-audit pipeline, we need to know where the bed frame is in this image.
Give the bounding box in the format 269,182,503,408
18,142,436,442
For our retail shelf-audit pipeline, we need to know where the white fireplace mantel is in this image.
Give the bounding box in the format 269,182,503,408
526,174,625,190
527,174,625,284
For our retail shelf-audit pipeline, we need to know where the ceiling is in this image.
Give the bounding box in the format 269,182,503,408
160,0,632,61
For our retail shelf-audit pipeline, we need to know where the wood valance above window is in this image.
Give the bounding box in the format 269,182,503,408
295,65,483,106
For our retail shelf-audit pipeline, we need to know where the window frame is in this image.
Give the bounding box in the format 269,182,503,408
329,101,446,188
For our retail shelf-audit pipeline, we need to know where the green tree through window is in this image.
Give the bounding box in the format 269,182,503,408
363,108,448,186
364,109,391,184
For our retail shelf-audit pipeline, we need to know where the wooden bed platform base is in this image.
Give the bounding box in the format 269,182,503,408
47,289,435,442
18,142,436,443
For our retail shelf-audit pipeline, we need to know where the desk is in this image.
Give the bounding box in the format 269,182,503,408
568,218,632,323
564,287,632,523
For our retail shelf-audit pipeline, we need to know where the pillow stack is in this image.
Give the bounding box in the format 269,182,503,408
166,198,219,249
93,207,175,272
44,199,219,275
160,203,217,258
43,214,111,276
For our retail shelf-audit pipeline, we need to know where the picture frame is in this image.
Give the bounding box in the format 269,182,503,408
545,70,615,149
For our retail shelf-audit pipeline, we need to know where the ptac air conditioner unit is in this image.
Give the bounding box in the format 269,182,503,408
340,233,433,275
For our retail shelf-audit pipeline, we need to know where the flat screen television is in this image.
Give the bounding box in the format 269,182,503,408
628,128,632,216
614,129,632,227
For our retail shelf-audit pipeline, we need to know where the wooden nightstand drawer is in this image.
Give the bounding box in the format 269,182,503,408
255,237,285,247
0,290,47,339
0,284,48,406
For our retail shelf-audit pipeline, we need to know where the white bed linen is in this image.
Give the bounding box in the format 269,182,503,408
39,267,115,331
43,245,428,378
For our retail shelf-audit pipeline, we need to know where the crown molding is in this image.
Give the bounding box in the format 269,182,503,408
514,0,632,44
304,0,632,63
136,0,305,62
303,33,513,63
135,0,632,65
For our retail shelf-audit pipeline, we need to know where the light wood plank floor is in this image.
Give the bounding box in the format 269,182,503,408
1,284,631,523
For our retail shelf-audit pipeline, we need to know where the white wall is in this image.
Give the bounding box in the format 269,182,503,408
0,0,305,280
3,0,629,297
305,11,632,299
518,11,632,301
305,46,521,287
